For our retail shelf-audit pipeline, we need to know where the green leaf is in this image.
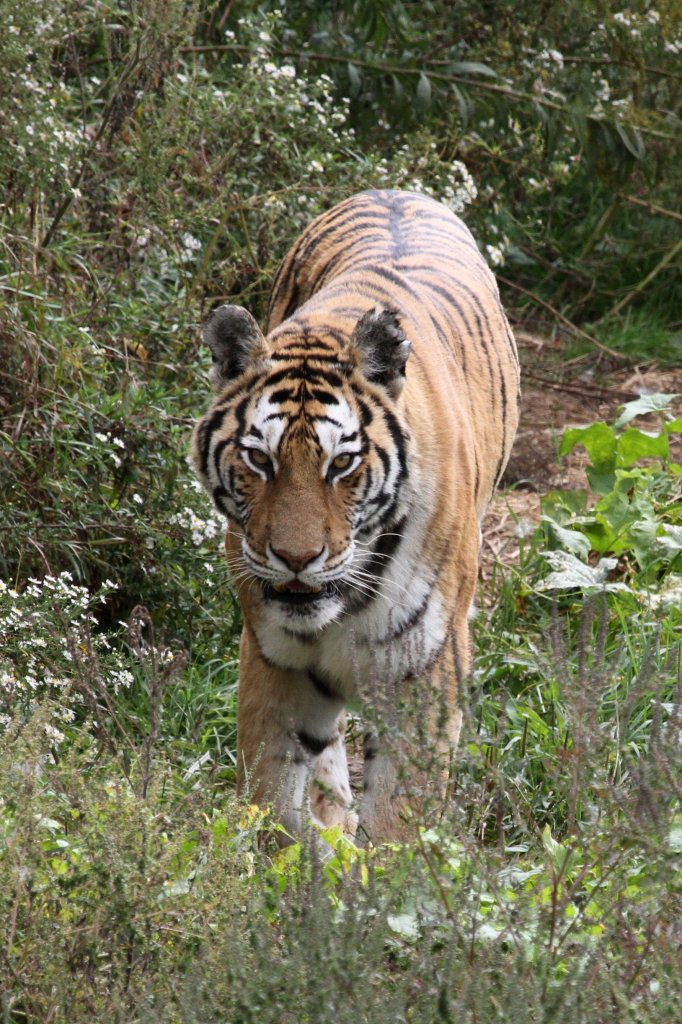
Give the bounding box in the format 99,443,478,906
538,551,631,592
347,62,362,97
613,122,646,161
542,490,589,522
560,423,617,493
616,426,669,467
447,60,498,78
630,517,663,569
542,516,592,559
614,393,677,428
387,910,420,942
416,72,432,109
450,83,471,128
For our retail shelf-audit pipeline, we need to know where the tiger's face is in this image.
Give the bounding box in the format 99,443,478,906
192,304,411,634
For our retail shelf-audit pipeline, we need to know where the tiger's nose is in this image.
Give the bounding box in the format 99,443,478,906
271,546,324,573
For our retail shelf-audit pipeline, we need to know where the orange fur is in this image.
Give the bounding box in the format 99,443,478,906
192,190,519,845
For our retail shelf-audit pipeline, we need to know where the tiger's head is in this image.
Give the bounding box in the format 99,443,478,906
191,304,412,634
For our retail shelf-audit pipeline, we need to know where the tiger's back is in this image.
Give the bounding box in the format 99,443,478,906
192,189,518,844
268,189,519,517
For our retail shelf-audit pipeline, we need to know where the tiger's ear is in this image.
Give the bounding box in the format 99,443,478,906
350,307,411,398
203,305,270,390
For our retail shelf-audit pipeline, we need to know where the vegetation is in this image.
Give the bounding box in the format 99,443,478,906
1,1,680,1020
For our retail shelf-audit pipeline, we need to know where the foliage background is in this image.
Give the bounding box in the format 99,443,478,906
0,1,680,1020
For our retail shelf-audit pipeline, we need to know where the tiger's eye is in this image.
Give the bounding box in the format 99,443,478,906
332,453,352,471
249,449,271,467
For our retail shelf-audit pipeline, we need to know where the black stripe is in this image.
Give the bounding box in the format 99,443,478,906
270,350,340,363
296,730,334,756
308,670,343,701
198,407,227,474
269,387,297,403
308,388,339,405
356,395,374,426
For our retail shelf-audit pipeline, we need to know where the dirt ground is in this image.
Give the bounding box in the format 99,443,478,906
481,331,682,580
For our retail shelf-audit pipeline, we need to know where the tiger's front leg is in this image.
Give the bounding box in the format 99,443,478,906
237,626,355,842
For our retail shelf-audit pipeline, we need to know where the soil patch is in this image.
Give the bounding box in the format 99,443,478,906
481,332,682,582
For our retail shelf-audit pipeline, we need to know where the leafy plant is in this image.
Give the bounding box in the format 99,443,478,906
542,393,682,576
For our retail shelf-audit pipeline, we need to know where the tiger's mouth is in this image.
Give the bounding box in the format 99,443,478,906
263,581,335,605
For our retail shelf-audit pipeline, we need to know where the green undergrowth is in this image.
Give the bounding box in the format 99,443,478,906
1,0,681,1020
2,397,680,1022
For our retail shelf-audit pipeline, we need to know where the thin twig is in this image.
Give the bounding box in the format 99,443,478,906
522,369,636,402
562,54,682,83
620,193,682,223
40,37,144,250
596,237,682,322
497,275,628,360
180,44,678,141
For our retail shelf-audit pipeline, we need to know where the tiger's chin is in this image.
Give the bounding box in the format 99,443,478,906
260,582,345,634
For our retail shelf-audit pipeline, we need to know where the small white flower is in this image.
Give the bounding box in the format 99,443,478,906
132,493,143,505
44,724,65,744
181,232,201,251
485,243,505,267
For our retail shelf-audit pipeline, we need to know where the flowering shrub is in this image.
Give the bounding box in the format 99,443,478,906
0,0,78,199
0,574,131,741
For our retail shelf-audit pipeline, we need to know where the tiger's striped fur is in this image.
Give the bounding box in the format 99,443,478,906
191,189,519,844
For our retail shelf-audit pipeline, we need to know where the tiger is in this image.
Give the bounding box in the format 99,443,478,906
191,189,519,845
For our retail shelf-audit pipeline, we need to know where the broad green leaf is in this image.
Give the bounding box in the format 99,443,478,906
560,423,617,493
660,523,682,549
538,550,630,592
595,481,653,535
614,393,677,428
630,517,663,569
387,910,420,941
542,516,592,559
616,427,669,467
586,464,617,496
541,490,589,522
